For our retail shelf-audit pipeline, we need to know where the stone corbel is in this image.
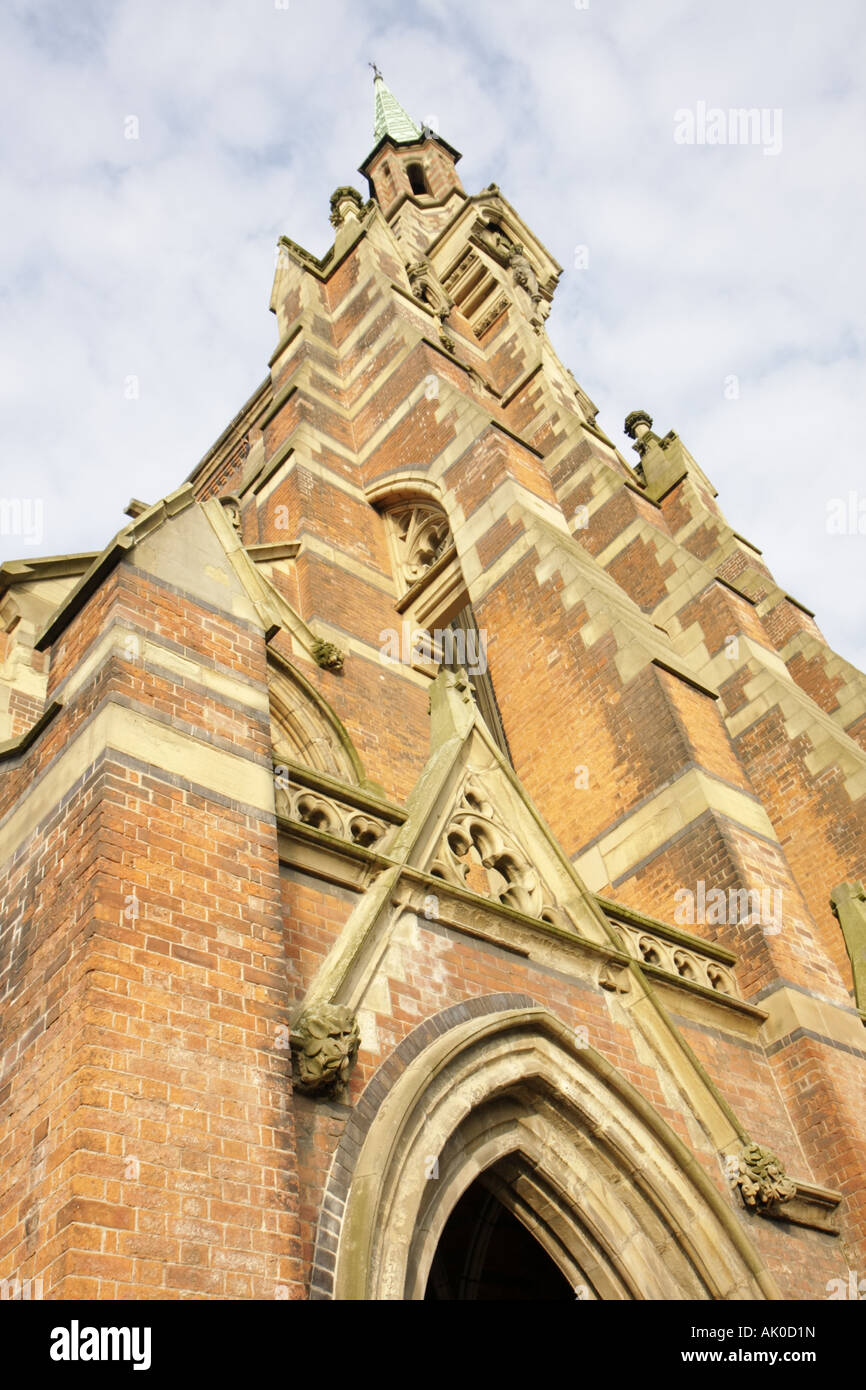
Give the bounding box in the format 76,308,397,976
290,1004,361,1100
311,638,345,671
728,1142,840,1233
731,1142,796,1214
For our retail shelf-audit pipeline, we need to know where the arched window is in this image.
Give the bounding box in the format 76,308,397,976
381,499,512,762
407,162,430,196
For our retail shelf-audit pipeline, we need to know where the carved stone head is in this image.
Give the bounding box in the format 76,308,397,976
291,1005,361,1098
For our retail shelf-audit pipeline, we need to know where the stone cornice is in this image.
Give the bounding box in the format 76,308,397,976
597,895,738,963
273,204,376,285
246,541,301,563
732,530,763,556
35,486,198,651
651,656,719,700
267,320,304,369
358,130,463,178
278,759,405,825
376,186,467,226
0,553,99,598
185,377,272,487
0,698,62,763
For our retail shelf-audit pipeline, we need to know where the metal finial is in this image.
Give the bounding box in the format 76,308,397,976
369,61,382,80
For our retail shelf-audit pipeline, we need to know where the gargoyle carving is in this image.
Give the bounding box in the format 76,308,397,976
731,1142,796,1213
311,638,345,671
290,1005,361,1098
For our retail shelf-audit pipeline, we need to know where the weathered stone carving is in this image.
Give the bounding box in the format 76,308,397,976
464,364,492,396
624,409,653,438
439,325,456,353
732,1143,796,1213
624,410,662,459
599,962,631,995
291,1005,361,1097
574,383,599,425
612,917,739,997
508,243,541,306
623,410,678,460
474,219,516,264
406,257,453,320
275,779,390,849
388,503,452,588
673,949,697,981
220,495,244,537
430,772,565,923
442,249,479,294
329,185,365,230
311,637,345,671
829,880,866,1013
636,934,662,966
706,962,732,993
474,295,509,337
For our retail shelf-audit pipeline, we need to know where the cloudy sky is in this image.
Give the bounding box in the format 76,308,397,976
1,0,864,666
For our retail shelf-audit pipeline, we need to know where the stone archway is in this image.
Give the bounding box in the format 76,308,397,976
425,1176,575,1300
314,997,778,1301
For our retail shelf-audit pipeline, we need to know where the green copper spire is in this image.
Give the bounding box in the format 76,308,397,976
370,65,422,145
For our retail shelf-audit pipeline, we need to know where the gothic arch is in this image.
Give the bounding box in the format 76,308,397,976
365,473,445,510
269,651,365,784
312,997,777,1301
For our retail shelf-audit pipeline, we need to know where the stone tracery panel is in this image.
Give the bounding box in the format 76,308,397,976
610,916,740,998
276,780,390,850
386,501,453,592
429,773,566,923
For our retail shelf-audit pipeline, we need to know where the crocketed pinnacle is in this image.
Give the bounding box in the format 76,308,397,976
372,69,422,144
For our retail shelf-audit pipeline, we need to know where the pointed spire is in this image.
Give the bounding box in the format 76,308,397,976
369,65,422,145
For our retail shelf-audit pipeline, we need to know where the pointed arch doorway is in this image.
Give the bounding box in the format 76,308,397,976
424,1174,575,1300
314,998,777,1302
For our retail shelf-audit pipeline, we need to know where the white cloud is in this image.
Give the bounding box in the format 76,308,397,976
0,0,863,670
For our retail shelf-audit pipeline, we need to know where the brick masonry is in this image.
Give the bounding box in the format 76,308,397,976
1,87,865,1302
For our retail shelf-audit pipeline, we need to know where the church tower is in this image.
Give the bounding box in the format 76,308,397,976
1,73,865,1302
